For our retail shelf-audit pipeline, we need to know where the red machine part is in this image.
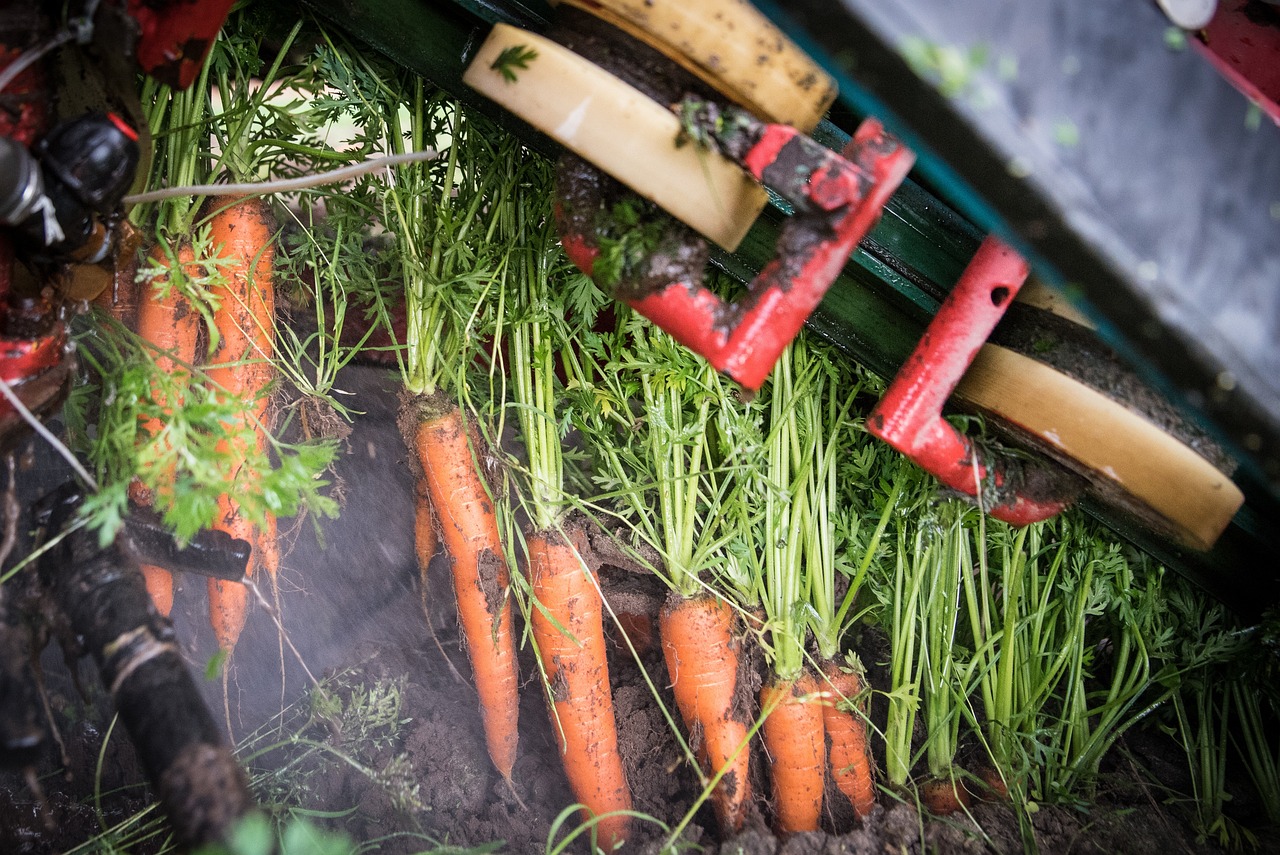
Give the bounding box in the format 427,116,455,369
0,29,68,429
1199,0,1280,124
866,237,1077,525
560,115,915,392
125,0,236,90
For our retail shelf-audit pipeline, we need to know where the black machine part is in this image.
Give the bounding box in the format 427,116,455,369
35,484,255,848
1,112,139,261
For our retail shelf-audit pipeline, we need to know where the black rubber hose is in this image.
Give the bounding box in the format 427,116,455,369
38,486,256,847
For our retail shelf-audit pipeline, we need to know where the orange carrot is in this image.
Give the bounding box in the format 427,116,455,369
256,511,279,584
971,765,1010,802
413,404,519,779
919,776,971,815
131,241,203,615
527,529,631,851
413,476,438,579
202,195,277,653
820,664,876,820
761,671,825,834
208,493,254,652
659,593,752,833
139,563,175,617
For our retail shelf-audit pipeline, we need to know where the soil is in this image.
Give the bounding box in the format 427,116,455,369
0,365,1270,854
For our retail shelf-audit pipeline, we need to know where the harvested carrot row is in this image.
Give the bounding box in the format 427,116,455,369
414,402,519,780
820,664,876,820
528,528,631,851
761,671,825,834
202,194,277,653
660,593,752,833
131,241,203,615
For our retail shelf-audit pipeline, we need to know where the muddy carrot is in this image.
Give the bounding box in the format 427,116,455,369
208,493,253,652
820,664,876,820
919,776,972,815
761,671,825,834
414,403,519,779
131,241,203,615
660,593,752,833
413,476,438,588
528,528,631,851
202,195,276,653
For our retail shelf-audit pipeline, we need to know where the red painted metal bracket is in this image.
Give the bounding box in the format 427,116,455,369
126,0,236,90
866,236,1078,525
631,118,913,391
558,108,914,392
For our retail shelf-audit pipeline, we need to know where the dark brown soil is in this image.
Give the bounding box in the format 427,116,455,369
0,366,1267,854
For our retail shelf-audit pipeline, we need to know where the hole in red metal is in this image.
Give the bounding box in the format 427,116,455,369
991,286,1010,306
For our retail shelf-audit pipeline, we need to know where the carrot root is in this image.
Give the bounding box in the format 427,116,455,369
139,563,174,617
202,195,277,654
820,663,876,820
660,593,752,833
761,672,825,834
919,775,972,815
414,406,519,780
413,477,439,576
528,529,631,851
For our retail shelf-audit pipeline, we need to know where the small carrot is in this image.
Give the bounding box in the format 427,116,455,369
414,403,519,780
660,593,752,833
820,663,876,820
919,776,972,815
760,671,825,834
202,195,277,653
131,240,203,615
138,563,175,617
413,476,439,585
208,493,254,652
528,528,631,851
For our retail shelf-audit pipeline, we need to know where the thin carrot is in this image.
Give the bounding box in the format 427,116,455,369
820,663,876,820
659,593,752,833
413,476,439,585
202,194,276,653
414,403,519,780
256,511,279,583
528,528,631,851
138,563,175,617
208,493,254,652
131,240,203,615
760,671,825,834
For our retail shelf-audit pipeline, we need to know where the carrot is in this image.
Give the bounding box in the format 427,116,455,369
659,593,752,833
202,195,277,653
131,241,203,615
256,511,279,583
138,563,175,617
820,664,876,820
527,528,631,851
208,492,254,652
760,671,825,834
413,403,519,780
919,776,972,815
970,765,1010,802
413,476,439,582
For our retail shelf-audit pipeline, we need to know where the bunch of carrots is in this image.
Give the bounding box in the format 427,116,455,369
566,312,886,840
93,18,336,665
